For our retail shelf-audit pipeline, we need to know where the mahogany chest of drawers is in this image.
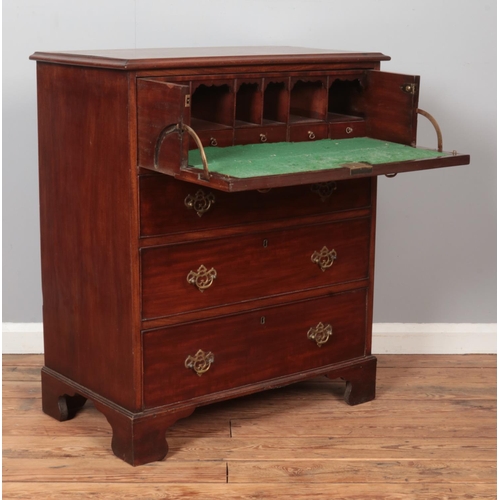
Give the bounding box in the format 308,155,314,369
30,47,469,465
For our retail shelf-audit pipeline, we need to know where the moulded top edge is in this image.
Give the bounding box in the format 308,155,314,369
29,46,391,70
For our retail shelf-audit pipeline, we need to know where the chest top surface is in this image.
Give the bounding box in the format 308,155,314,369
29,46,391,70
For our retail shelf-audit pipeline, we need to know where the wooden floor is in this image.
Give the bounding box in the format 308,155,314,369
3,354,497,499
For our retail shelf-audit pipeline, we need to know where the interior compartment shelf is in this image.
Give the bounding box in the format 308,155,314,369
328,112,365,123
191,82,234,131
190,118,233,131
290,79,327,122
235,81,262,127
136,70,469,193
289,115,325,124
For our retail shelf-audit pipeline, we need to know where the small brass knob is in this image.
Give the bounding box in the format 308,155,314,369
346,127,353,134
307,322,332,347
260,133,268,143
311,246,337,271
308,130,316,140
185,349,214,376
210,137,218,147
187,265,217,292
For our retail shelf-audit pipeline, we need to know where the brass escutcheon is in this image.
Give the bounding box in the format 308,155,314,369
187,265,217,292
185,349,214,376
184,189,215,217
307,322,332,347
311,246,337,271
310,182,337,202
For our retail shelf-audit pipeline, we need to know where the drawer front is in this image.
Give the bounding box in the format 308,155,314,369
141,217,370,319
143,289,367,408
329,121,366,139
190,129,234,149
289,123,328,142
234,125,287,146
140,176,371,237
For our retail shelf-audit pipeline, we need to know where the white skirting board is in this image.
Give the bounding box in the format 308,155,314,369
2,322,497,355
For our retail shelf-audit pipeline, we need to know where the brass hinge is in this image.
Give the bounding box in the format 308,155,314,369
185,95,191,107
401,83,418,95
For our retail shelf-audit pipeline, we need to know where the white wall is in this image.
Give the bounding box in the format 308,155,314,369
3,0,497,327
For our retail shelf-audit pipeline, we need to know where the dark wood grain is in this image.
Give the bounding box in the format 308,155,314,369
139,176,371,238
329,121,366,139
235,79,263,126
137,78,190,173
33,47,468,466
36,63,141,411
143,290,368,408
30,47,391,70
365,71,419,146
141,217,371,319
234,125,286,145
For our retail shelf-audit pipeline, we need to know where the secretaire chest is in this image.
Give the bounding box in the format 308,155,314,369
30,46,469,465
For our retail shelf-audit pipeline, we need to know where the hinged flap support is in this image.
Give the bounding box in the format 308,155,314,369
342,162,374,175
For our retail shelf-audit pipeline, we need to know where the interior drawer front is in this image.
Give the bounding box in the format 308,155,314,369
189,129,234,149
329,121,366,139
140,176,371,238
289,123,328,142
141,217,370,319
143,289,367,408
234,125,286,146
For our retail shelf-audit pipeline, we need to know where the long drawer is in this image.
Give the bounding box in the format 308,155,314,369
142,288,367,408
141,217,370,320
139,175,371,237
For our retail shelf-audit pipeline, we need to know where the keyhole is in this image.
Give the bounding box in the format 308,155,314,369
260,316,266,325
263,239,268,248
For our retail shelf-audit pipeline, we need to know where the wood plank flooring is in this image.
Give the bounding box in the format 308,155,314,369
3,354,496,499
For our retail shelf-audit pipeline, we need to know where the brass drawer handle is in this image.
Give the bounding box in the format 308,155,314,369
184,189,215,217
210,137,218,147
260,133,267,143
310,181,337,202
311,246,337,271
308,130,316,140
187,265,217,292
307,322,332,347
185,349,214,376
346,126,353,134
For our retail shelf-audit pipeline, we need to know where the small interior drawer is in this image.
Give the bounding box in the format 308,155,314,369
142,288,367,408
289,123,328,142
189,129,233,149
141,217,370,319
329,121,366,139
234,125,287,146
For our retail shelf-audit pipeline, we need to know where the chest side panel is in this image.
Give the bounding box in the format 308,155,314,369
37,63,141,410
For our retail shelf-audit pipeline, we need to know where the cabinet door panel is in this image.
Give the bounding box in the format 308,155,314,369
365,71,419,146
137,79,190,174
